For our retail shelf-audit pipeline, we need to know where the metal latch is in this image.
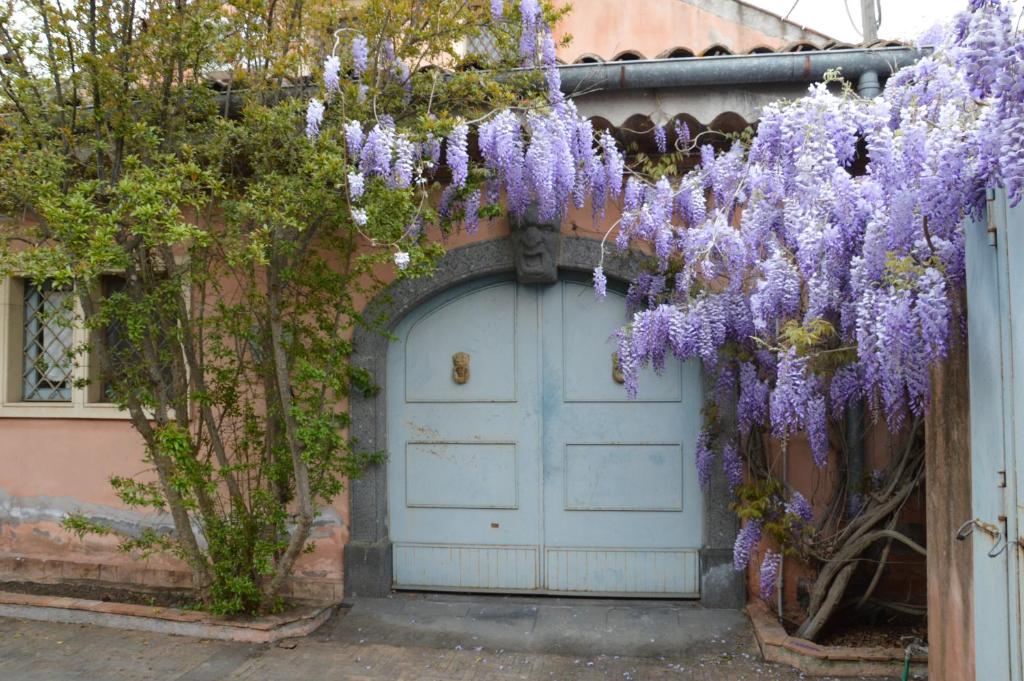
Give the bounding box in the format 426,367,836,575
956,517,1008,556
987,188,998,247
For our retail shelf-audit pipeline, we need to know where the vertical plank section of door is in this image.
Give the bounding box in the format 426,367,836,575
388,280,542,591
540,281,703,596
1001,193,1024,681
966,192,1016,681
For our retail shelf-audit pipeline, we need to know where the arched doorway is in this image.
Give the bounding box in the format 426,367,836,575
346,238,743,606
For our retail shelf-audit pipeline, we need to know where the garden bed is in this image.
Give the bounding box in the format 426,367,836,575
0,582,334,643
748,601,927,678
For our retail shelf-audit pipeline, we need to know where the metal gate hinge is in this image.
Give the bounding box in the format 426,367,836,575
987,188,998,247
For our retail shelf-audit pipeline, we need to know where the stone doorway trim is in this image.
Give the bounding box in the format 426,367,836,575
345,237,743,607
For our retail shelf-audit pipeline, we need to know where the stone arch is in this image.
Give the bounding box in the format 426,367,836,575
344,237,741,607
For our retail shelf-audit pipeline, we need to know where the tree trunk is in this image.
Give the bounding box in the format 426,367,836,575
260,270,315,609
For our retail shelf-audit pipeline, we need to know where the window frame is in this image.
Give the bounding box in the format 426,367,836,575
0,276,130,419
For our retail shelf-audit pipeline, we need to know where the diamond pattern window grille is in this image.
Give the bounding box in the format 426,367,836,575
466,27,502,62
22,281,74,402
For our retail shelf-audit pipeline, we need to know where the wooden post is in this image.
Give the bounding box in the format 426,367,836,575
925,306,975,681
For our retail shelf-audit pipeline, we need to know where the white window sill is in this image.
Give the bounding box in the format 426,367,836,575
0,402,134,420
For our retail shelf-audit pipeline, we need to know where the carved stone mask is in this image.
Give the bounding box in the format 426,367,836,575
509,207,560,284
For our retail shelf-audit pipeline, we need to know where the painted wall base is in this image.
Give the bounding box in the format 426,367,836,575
0,555,344,604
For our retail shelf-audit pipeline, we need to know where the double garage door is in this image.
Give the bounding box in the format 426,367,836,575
387,277,703,596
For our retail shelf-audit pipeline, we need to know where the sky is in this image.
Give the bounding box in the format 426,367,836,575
742,0,1022,43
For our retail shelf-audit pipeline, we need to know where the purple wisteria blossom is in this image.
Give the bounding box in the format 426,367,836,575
344,120,364,157
738,362,769,435
359,123,394,178
305,99,324,139
518,0,541,61
674,120,691,147
733,519,763,571
540,31,561,97
393,135,415,188
592,266,607,300
463,190,481,234
348,172,365,201
446,123,470,188
352,35,369,78
654,125,667,153
722,441,743,493
490,0,504,20
785,491,813,523
769,349,829,467
759,551,781,602
423,134,442,169
324,55,341,93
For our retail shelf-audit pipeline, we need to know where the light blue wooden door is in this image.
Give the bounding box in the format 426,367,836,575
388,279,543,590
540,281,702,595
388,276,702,595
966,189,1024,681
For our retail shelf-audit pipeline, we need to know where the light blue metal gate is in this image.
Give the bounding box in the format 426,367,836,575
966,189,1024,681
387,276,703,596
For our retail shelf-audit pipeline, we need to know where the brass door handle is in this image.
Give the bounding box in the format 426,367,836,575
452,352,470,384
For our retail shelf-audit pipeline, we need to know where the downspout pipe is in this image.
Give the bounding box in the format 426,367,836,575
557,47,929,95
856,70,882,98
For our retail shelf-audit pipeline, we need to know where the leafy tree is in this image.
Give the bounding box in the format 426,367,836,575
0,0,563,614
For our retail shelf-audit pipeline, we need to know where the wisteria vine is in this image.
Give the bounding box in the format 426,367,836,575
303,0,1024,610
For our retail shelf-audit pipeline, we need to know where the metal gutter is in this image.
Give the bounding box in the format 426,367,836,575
558,46,930,97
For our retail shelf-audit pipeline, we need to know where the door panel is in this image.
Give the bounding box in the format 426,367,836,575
404,282,518,403
541,281,703,595
563,444,684,512
404,442,519,509
393,544,539,591
389,277,703,596
545,547,700,595
389,280,542,590
561,281,682,402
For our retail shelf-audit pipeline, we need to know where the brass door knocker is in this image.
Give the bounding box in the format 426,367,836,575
611,352,625,384
452,352,470,384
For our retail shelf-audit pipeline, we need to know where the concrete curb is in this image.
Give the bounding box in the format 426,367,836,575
0,590,335,643
747,602,927,678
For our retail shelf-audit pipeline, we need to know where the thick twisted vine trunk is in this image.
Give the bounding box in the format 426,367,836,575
794,420,926,641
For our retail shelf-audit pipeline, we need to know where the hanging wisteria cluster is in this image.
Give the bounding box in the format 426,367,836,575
304,0,1024,599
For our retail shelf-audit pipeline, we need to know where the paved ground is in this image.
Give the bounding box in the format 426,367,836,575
0,592,904,680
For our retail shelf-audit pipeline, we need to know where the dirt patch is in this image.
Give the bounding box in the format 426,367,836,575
792,610,927,649
820,618,927,649
0,580,198,609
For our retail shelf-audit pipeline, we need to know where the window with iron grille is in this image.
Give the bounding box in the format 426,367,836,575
22,281,74,402
465,27,502,62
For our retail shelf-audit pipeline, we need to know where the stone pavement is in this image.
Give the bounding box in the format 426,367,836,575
0,593,904,680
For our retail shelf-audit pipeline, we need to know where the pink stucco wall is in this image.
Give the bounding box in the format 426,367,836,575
0,418,349,601
553,0,829,62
